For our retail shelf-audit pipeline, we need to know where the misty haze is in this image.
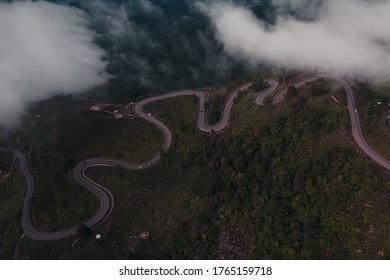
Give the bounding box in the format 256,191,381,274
0,0,389,263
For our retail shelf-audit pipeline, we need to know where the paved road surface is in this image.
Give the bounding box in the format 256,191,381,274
327,76,390,170
0,148,116,240
1,75,389,240
134,83,252,134
254,80,279,105
272,75,320,105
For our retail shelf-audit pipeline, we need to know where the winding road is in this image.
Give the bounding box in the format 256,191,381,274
254,79,279,105
1,75,389,240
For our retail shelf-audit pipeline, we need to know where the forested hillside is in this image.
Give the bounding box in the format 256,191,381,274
2,80,388,259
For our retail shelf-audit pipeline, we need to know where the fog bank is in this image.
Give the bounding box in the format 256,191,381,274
198,0,390,83
0,0,109,127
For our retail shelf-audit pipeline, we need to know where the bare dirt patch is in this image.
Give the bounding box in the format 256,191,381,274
218,230,248,260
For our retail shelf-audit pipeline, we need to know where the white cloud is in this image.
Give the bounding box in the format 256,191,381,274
138,0,162,14
198,0,390,83
0,0,109,128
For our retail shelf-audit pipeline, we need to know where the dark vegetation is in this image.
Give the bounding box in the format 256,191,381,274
2,80,389,259
77,224,91,238
0,152,12,173
249,79,269,93
0,170,24,259
205,75,268,125
205,95,225,126
286,86,298,98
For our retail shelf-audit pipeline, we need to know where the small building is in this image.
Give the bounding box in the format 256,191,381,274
115,114,124,119
96,234,101,240
90,105,101,111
